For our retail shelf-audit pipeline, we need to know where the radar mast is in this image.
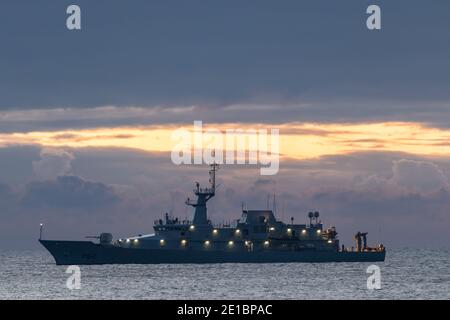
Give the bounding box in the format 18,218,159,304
185,163,219,225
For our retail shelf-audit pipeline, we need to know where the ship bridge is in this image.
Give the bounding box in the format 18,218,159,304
240,210,276,225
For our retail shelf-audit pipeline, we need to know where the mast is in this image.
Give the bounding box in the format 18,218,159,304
185,164,219,225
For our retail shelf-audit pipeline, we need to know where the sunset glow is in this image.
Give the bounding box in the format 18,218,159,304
1,122,449,159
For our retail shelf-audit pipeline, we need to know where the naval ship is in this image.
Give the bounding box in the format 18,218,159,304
39,164,386,265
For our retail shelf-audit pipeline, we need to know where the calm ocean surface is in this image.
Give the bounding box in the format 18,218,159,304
0,248,449,300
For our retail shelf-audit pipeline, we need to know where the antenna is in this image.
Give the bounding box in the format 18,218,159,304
209,162,219,191
39,223,44,240
186,163,219,206
272,194,277,214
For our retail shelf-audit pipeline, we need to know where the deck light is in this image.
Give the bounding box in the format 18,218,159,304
160,239,165,246
269,227,275,231
235,229,240,234
327,240,333,244
213,229,218,235
189,225,195,231
181,239,187,246
287,228,292,234
204,240,210,246
126,239,130,243
134,239,139,244
302,229,306,234
264,240,270,246
316,230,321,235
228,241,234,246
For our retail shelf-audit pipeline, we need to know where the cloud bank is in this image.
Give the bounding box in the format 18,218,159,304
0,146,449,249
32,148,75,180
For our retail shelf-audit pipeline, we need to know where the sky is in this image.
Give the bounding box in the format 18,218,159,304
1,0,450,249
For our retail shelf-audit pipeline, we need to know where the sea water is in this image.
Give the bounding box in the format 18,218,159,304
0,248,449,300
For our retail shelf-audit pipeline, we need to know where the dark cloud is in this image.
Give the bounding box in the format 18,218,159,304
3,103,450,135
21,175,119,208
0,0,449,129
0,146,40,184
253,179,276,187
0,183,15,204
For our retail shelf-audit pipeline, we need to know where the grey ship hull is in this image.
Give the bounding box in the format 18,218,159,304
40,240,386,265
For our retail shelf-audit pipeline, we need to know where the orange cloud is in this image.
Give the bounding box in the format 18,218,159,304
1,122,450,160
